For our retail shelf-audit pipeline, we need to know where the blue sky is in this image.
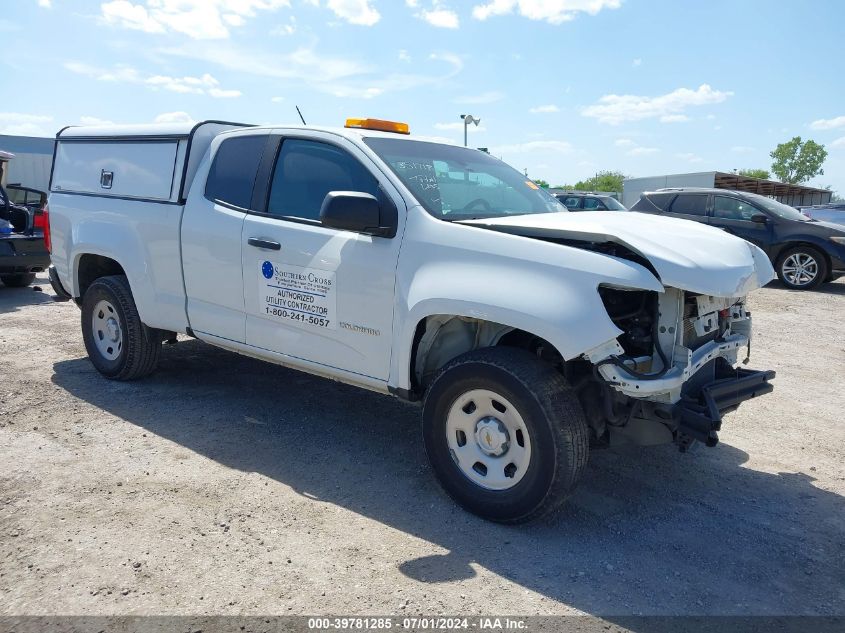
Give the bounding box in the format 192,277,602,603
2,0,845,194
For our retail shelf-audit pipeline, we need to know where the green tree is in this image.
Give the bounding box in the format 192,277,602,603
738,168,771,180
556,170,625,193
770,137,827,184
532,178,550,189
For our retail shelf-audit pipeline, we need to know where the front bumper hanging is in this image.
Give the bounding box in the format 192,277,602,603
678,367,776,447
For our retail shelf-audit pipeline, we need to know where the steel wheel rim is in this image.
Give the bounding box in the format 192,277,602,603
445,388,532,491
91,299,123,361
782,252,818,286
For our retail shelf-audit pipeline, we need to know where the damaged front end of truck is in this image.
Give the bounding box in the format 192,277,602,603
576,286,775,450
463,211,778,451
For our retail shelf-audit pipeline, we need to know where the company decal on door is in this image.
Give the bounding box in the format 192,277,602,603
259,260,336,330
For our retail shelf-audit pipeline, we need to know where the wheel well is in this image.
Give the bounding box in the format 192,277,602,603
409,315,564,397
76,255,126,299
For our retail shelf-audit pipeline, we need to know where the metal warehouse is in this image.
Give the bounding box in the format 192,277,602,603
622,171,832,209
0,134,55,191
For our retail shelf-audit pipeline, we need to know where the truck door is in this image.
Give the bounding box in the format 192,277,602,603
241,133,404,382
181,132,270,343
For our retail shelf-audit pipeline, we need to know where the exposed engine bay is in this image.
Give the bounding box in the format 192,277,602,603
569,286,771,450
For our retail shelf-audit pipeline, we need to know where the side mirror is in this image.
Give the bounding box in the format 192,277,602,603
750,213,768,224
319,191,396,237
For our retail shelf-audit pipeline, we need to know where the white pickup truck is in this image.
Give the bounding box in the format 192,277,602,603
47,118,776,522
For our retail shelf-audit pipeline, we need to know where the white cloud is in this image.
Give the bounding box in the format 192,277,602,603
491,140,572,154
411,1,460,28
65,61,241,98
398,49,411,62
159,43,461,100
37,0,51,7
731,146,756,153
627,146,658,156
660,114,689,123
154,111,195,124
420,8,459,28
829,136,845,149
632,58,642,67
809,115,845,131
455,90,503,105
472,0,621,24
677,152,703,163
100,0,291,39
529,104,559,113
79,116,115,126
614,138,658,156
326,0,380,25
102,1,165,34
0,112,54,136
270,17,297,35
706,114,716,120
271,96,285,102
582,84,732,125
208,88,242,98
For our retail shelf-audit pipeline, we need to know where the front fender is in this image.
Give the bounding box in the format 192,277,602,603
389,210,665,391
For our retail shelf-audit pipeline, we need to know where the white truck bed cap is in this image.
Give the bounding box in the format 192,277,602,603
56,120,253,139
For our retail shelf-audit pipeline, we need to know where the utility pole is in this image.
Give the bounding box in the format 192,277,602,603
460,114,480,147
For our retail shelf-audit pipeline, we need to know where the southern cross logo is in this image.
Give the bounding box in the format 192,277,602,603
261,261,274,279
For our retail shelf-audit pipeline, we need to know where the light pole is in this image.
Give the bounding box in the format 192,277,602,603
460,114,480,147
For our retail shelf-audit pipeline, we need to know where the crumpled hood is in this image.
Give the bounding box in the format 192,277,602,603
462,211,776,297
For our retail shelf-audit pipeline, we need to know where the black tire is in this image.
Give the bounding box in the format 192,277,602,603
81,275,161,380
1,272,36,287
776,245,828,290
422,347,589,523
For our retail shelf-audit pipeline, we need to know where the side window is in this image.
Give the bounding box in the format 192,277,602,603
670,194,708,216
562,196,581,208
205,135,267,210
713,196,758,221
582,197,603,210
267,139,379,221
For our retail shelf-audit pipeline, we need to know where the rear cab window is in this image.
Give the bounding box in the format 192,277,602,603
205,134,268,210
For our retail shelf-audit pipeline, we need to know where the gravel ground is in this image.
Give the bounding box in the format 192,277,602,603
1,273,843,617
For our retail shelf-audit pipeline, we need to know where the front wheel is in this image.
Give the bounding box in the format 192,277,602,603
81,275,161,380
422,347,589,523
776,245,827,290
1,272,36,287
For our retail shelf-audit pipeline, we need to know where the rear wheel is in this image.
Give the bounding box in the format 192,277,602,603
776,245,827,290
422,347,589,523
1,272,36,287
81,275,161,380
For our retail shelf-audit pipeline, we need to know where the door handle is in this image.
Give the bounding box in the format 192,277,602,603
248,237,281,250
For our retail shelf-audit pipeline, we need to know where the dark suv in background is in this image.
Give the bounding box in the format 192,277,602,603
630,187,845,290
553,192,627,211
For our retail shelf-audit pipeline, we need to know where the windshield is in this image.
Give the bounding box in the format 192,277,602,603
742,192,812,221
363,138,565,220
602,197,627,211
